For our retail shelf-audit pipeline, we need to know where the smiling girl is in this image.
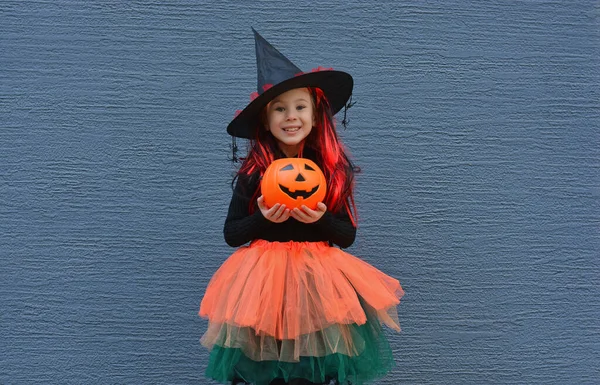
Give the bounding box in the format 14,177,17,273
199,29,404,385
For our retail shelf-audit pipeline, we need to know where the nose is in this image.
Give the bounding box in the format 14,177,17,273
285,110,297,120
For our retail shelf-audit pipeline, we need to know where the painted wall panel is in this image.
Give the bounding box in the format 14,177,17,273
1,1,598,383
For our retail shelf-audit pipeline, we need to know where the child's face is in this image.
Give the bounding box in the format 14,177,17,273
266,88,315,157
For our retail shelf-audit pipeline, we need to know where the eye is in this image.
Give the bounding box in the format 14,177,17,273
296,105,306,111
281,164,294,171
275,106,285,112
304,164,315,171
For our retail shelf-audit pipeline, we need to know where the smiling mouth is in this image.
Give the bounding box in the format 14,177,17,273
279,184,319,199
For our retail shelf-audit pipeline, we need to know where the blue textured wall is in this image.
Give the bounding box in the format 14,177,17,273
1,1,599,384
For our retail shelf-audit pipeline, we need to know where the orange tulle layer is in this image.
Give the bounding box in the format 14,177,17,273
199,240,404,341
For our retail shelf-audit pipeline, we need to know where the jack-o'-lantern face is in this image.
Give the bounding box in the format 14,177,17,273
261,158,327,210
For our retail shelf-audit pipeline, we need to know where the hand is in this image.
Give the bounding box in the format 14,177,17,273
257,195,290,223
290,202,327,224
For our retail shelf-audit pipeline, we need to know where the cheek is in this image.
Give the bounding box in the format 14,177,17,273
308,109,316,125
268,111,284,124
265,114,278,131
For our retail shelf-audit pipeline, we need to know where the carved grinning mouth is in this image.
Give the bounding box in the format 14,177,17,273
279,184,319,199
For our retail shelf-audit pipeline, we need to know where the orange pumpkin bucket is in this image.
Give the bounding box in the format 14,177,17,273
261,158,327,210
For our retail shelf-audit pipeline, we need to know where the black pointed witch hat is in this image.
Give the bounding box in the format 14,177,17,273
227,28,354,139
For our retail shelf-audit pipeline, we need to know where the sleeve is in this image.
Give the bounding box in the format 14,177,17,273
313,204,357,248
223,174,273,247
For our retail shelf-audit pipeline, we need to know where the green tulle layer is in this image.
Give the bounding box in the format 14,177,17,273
205,309,394,385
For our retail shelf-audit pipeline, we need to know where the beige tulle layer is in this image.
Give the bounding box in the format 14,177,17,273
199,240,404,341
201,320,380,362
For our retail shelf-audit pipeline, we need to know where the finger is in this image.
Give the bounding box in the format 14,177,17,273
274,208,290,223
274,204,287,219
316,202,327,212
290,208,299,219
301,206,322,220
280,209,291,221
290,211,302,222
257,195,266,210
300,205,316,215
292,207,311,222
266,203,280,218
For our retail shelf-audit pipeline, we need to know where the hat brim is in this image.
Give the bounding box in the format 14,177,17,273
227,70,353,139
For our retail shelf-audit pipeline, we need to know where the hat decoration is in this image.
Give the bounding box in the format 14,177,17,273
227,28,354,139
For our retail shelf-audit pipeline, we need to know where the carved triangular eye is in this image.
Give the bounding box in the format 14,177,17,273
281,164,294,171
304,164,315,171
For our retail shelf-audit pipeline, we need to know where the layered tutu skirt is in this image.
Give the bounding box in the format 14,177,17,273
199,240,404,385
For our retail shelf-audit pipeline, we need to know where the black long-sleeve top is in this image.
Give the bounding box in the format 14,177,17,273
223,168,357,249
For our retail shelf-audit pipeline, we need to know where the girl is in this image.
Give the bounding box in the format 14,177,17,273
199,29,404,385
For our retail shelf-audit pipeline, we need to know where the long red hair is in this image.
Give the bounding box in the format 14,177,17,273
235,87,358,224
